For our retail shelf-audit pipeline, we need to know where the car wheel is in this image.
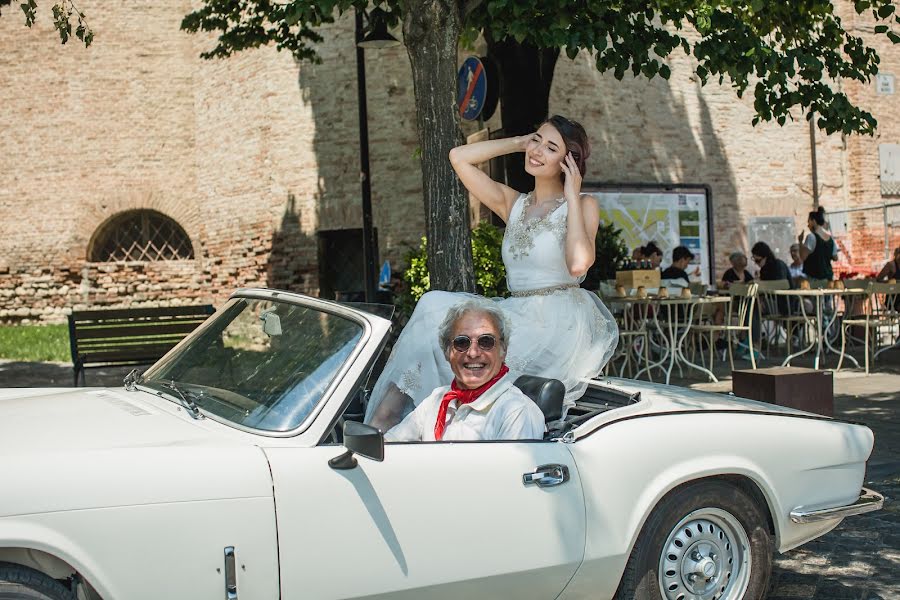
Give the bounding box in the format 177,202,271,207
614,480,773,600
0,562,77,600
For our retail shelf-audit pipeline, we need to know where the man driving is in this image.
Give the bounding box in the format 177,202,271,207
384,298,544,442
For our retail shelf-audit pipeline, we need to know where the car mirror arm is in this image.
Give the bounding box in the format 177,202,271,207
328,449,359,470
328,421,385,470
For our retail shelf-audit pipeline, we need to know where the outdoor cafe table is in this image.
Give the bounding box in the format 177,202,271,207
609,294,731,385
772,288,869,369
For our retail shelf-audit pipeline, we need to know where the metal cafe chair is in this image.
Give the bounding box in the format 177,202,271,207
756,280,814,356
838,282,900,374
691,283,758,371
602,294,653,381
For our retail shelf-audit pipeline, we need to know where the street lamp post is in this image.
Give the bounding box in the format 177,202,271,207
355,8,401,303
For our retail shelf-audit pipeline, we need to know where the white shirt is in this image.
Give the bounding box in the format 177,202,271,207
385,373,545,442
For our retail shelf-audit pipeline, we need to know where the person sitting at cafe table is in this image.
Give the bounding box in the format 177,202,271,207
788,243,807,283
876,246,900,310
876,246,900,283
384,298,545,442
721,251,754,289
661,246,694,287
642,241,664,270
751,241,797,317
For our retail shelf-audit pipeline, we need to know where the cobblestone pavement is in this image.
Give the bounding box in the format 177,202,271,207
681,361,900,600
1,357,898,599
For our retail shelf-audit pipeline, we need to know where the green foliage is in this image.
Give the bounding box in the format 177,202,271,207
470,220,508,298
397,221,508,315
468,0,900,136
582,221,629,290
179,0,899,135
0,324,69,362
2,0,93,46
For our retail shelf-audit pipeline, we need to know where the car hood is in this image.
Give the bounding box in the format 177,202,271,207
0,387,273,518
570,377,834,439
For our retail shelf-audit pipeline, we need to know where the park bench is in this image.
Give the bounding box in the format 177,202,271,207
68,305,215,386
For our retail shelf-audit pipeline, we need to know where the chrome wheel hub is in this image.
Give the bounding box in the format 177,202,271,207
658,508,751,600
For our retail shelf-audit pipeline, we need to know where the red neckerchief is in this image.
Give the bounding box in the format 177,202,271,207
434,364,510,441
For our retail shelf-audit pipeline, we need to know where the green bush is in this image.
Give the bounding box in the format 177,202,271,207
582,221,629,290
397,221,508,316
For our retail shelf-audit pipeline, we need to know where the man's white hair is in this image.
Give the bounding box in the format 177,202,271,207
437,298,510,356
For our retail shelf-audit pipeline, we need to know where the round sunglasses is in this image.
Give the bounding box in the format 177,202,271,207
451,334,497,353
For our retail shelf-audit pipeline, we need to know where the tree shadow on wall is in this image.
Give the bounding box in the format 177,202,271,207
556,67,742,271
266,192,318,294
293,16,423,300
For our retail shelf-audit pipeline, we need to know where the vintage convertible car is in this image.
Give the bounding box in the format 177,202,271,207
0,289,883,600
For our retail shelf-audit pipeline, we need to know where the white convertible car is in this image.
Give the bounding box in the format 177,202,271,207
0,289,883,600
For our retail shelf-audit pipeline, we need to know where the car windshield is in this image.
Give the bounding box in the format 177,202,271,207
141,297,365,432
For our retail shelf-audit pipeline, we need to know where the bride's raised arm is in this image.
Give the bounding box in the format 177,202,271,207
449,136,529,223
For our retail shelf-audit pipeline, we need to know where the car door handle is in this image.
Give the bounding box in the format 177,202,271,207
523,464,570,487
224,546,238,600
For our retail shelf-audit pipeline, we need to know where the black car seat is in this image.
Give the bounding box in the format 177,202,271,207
513,374,565,423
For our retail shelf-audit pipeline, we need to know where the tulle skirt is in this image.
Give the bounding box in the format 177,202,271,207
365,287,619,428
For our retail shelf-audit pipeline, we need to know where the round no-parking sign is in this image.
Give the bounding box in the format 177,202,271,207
457,56,487,121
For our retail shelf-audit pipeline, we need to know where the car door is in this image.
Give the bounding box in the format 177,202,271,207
266,439,585,600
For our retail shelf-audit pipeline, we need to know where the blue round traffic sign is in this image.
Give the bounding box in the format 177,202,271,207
457,56,487,121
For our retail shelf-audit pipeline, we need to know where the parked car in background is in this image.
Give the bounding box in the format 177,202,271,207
0,289,883,599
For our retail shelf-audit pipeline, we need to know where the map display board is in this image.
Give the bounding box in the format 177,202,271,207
585,185,714,285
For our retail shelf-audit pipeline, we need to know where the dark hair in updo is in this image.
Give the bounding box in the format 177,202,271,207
543,115,591,178
808,206,826,226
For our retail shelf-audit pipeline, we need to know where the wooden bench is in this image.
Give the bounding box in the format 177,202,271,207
68,305,215,386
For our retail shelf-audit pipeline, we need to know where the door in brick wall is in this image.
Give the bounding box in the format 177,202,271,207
317,228,379,301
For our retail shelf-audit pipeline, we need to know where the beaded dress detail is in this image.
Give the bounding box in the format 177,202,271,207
365,192,619,428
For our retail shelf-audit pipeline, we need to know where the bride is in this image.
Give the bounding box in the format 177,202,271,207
365,115,619,430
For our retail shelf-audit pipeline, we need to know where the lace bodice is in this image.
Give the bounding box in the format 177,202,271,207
502,192,580,292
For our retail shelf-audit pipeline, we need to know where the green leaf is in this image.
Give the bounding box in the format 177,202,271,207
874,24,888,33
659,63,671,79
888,31,900,43
877,4,895,18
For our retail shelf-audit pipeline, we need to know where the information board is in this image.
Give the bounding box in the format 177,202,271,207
584,184,714,285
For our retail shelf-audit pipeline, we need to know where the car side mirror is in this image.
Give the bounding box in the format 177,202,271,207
328,421,384,470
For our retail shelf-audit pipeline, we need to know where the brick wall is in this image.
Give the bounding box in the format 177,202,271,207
1,2,898,323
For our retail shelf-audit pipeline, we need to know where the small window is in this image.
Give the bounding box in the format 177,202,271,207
90,210,194,262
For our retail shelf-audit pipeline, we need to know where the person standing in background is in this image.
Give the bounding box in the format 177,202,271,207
798,207,837,280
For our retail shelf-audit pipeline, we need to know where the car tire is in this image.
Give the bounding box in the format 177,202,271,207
0,562,77,600
614,480,773,600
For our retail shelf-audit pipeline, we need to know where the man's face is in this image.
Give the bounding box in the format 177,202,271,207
731,256,747,271
675,256,691,270
649,252,663,268
446,311,504,390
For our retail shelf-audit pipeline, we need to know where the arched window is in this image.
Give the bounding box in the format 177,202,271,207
90,210,194,262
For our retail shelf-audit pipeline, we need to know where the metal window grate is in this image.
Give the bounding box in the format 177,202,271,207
90,210,194,262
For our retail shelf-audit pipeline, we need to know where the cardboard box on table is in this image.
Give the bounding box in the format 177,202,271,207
615,270,661,290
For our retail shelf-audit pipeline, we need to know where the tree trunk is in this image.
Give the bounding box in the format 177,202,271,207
485,35,559,193
402,0,475,293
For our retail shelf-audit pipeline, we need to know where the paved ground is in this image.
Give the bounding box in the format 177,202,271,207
1,352,898,599
675,354,900,600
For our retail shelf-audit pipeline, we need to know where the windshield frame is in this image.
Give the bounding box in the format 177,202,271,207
140,288,380,438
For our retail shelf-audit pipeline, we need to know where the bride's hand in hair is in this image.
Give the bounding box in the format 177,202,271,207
561,152,582,201
514,133,534,151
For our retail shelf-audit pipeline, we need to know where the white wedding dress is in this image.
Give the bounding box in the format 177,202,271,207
365,192,619,426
